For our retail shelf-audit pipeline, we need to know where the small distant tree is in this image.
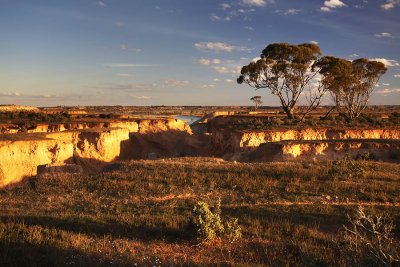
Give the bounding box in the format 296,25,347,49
237,43,324,120
317,57,387,120
250,96,263,109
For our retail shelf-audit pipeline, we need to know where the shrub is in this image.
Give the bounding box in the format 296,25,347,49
192,199,242,244
192,199,224,243
328,154,367,180
225,217,242,242
340,206,400,266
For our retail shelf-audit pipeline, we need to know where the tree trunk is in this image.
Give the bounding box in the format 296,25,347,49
322,106,336,120
283,107,295,120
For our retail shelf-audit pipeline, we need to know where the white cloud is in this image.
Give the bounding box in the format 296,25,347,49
237,8,256,13
242,0,269,7
105,63,162,68
374,32,392,38
212,65,241,74
97,1,105,7
117,73,131,77
220,3,231,10
0,92,61,99
197,58,211,65
197,58,222,65
349,53,359,58
382,83,391,86
213,66,230,74
210,14,231,21
320,0,346,12
381,0,400,10
132,95,150,100
197,57,247,75
394,74,400,78
0,92,21,97
95,83,155,92
370,58,400,67
284,8,301,15
375,88,400,94
194,42,251,53
201,84,216,88
212,59,222,64
210,14,221,21
119,45,142,52
320,6,331,12
310,40,319,45
225,79,234,83
244,26,254,31
324,0,346,8
164,79,190,87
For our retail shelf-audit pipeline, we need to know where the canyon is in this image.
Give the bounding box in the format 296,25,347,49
0,113,399,187
0,118,193,187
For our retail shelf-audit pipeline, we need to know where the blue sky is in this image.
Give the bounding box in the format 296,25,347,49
0,0,399,106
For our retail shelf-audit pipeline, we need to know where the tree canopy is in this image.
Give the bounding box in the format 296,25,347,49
316,56,387,119
250,96,262,109
237,43,322,119
238,42,387,120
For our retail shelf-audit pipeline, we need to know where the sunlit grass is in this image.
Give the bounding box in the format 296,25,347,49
0,158,399,265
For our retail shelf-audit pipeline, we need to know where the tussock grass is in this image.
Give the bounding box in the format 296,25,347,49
0,158,399,266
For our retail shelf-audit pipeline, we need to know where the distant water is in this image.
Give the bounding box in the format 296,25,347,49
175,115,201,125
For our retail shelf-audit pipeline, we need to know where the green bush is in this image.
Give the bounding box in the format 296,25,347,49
225,217,242,242
192,199,242,244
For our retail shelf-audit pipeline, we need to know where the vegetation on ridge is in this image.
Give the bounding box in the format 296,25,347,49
237,42,387,121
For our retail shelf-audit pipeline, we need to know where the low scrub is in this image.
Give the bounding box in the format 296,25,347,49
192,199,242,244
340,206,400,266
328,154,368,180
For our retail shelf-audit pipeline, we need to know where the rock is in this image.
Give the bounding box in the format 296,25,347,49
147,152,158,159
37,164,83,175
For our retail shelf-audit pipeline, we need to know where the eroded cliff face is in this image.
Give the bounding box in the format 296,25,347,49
0,127,132,187
249,140,400,162
1,116,399,187
0,118,192,187
137,119,192,134
0,105,40,113
212,128,400,153
0,138,73,187
46,128,130,162
1,118,190,135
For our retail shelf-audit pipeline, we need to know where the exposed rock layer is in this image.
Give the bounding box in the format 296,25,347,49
0,116,399,187
0,118,191,134
246,140,400,162
211,128,400,154
0,118,191,187
0,138,73,187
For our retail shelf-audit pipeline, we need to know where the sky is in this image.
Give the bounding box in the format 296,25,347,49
0,0,399,107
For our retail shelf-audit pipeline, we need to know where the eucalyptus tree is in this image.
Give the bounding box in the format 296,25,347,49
317,57,387,120
237,43,324,119
250,96,263,109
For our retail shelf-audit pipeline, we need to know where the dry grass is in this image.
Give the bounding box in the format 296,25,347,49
0,157,399,266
